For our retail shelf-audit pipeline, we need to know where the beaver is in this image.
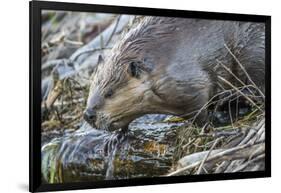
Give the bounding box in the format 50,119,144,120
83,16,265,131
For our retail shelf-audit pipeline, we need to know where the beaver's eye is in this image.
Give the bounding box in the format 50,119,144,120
128,61,141,78
105,89,113,98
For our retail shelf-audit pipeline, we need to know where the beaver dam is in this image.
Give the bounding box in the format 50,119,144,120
41,11,265,183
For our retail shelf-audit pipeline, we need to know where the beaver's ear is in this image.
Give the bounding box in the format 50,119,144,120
97,54,104,65
128,61,142,78
128,59,154,78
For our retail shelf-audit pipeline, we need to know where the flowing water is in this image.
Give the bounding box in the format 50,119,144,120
41,114,184,183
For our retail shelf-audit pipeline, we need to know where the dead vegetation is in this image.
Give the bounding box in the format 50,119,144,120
168,46,265,176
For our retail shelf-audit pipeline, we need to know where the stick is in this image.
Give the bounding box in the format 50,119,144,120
223,44,265,98
167,142,263,176
196,137,223,174
218,76,262,112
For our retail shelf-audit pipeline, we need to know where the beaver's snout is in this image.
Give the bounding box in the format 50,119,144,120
83,108,97,127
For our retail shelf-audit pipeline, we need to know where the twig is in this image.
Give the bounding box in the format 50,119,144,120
228,100,234,128
70,47,112,62
196,137,223,174
196,128,241,138
70,15,131,64
218,76,262,112
216,59,257,98
106,15,121,46
223,44,265,98
167,142,263,176
232,154,265,172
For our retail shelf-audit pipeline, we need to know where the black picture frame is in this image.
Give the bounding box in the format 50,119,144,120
29,1,271,192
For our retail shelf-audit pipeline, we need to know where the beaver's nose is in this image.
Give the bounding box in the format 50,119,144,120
83,108,96,125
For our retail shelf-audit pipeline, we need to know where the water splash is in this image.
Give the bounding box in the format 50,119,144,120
103,129,129,180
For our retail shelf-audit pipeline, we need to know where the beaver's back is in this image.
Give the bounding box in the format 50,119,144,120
144,17,265,94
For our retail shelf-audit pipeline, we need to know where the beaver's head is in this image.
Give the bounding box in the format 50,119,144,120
83,17,190,131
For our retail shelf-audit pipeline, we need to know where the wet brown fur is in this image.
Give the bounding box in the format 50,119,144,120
85,16,265,131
